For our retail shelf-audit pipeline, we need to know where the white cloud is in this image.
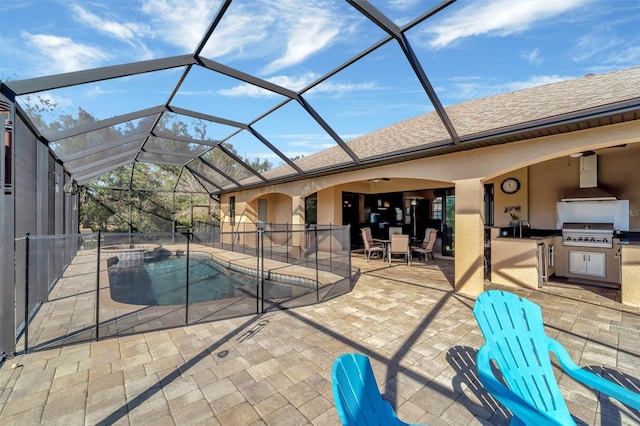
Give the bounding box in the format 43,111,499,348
141,0,217,52
262,13,339,74
386,0,423,12
306,81,378,97
215,71,320,98
425,0,587,49
568,10,640,69
175,90,217,96
289,139,335,149
441,74,575,101
198,1,344,74
217,71,380,99
70,4,150,45
504,75,574,91
572,30,640,67
604,44,640,66
199,11,272,58
22,32,111,73
269,73,318,91
217,84,275,98
520,48,543,65
573,33,622,62
276,133,335,149
84,86,117,97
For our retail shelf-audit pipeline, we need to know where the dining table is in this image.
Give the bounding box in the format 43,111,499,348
373,238,391,262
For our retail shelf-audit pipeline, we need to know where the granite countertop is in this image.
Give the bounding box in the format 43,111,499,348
619,239,640,245
496,227,561,239
616,232,640,245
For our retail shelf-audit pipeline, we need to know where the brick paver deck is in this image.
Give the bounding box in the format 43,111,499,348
1,252,639,425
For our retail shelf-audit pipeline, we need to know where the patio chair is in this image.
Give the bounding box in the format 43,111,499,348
331,353,419,426
473,290,640,425
388,234,410,266
411,229,437,264
362,228,385,261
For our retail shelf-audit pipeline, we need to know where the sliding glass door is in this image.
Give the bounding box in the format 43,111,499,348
434,188,455,257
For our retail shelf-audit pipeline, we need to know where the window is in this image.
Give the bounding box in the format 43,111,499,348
229,196,235,226
433,196,442,220
305,193,317,225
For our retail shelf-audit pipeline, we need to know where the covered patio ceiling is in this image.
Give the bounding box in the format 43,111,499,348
1,0,639,197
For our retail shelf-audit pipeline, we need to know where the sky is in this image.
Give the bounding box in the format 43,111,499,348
1,0,639,169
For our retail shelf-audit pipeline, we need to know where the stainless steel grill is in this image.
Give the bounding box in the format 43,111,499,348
561,222,613,248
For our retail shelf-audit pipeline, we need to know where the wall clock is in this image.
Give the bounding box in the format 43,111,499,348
500,177,520,194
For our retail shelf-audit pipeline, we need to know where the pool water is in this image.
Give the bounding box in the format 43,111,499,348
109,256,257,306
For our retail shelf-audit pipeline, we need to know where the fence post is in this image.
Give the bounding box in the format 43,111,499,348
261,227,265,313
243,222,246,254
185,231,190,325
95,230,101,341
256,228,261,314
286,223,289,263
23,233,30,354
329,224,333,271
314,227,319,303
348,224,352,289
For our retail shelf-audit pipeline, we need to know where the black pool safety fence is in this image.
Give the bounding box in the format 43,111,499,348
10,224,354,355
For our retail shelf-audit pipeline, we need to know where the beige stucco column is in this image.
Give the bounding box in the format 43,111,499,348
454,178,485,296
621,245,640,307
291,195,305,252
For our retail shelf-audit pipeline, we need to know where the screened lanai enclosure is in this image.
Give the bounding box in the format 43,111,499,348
2,0,639,359
2,0,481,361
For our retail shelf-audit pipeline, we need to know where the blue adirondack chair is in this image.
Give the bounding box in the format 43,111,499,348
331,353,420,426
473,290,640,425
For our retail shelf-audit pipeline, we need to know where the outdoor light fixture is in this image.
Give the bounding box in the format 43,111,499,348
570,150,596,158
3,119,12,194
54,172,60,193
63,180,79,195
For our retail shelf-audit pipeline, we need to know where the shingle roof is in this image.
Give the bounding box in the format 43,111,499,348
239,66,640,187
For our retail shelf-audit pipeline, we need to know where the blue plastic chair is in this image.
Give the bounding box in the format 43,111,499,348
331,353,420,425
473,290,640,425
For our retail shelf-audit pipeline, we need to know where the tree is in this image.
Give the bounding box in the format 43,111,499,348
23,103,275,232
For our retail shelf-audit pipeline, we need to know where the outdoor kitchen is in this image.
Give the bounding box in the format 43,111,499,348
489,149,640,306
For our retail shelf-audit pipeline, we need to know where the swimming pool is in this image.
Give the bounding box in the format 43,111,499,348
108,256,257,305
108,255,310,306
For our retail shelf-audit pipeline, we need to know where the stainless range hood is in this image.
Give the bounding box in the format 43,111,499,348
561,154,617,201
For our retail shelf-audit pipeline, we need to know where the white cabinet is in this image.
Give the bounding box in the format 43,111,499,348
569,251,605,277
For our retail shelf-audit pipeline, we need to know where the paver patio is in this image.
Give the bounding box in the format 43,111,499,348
1,252,639,425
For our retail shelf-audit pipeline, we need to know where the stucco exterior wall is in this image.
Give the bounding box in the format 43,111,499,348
621,245,640,307
488,168,529,227
454,178,485,295
219,120,639,299
271,193,291,224
224,121,639,210
491,238,541,288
